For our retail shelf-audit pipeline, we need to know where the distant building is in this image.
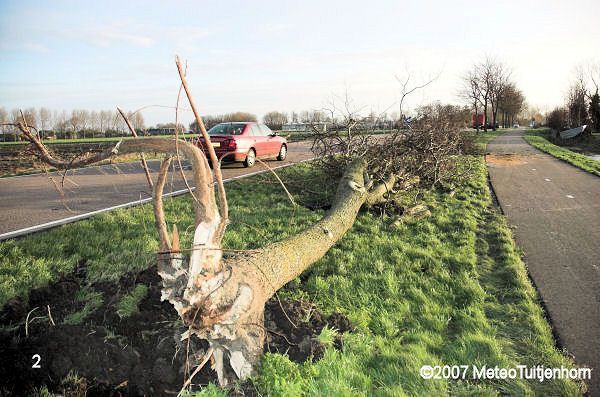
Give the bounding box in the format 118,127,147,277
282,122,328,133
146,127,189,136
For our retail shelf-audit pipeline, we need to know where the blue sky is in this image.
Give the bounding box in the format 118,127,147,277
1,0,599,126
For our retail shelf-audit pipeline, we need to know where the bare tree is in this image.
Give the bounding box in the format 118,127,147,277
9,109,24,140
225,112,256,122
497,83,524,127
460,70,483,131
476,57,504,131
566,81,588,127
22,108,38,130
89,110,100,136
488,62,511,130
111,109,129,136
130,111,145,133
461,57,512,131
69,109,87,138
299,110,311,123
39,107,52,139
99,110,112,135
309,110,326,123
585,62,600,131
262,111,288,130
53,110,69,138
0,107,8,138
395,70,438,122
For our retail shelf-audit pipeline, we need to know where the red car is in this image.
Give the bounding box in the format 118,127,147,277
195,122,288,167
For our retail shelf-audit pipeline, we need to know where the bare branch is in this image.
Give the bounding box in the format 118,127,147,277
175,55,229,239
255,159,298,208
154,157,174,251
173,61,201,205
116,107,154,189
395,68,441,121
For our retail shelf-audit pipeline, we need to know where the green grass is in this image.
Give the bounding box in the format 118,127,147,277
524,129,600,176
0,158,583,396
246,158,581,396
116,284,148,318
62,287,103,325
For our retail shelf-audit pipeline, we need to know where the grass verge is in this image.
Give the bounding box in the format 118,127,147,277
0,156,583,395
524,129,600,176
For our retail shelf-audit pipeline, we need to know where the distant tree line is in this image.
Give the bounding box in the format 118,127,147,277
189,112,258,132
0,107,146,141
189,109,406,133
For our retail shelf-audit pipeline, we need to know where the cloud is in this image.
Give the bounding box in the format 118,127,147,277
84,28,154,48
258,23,292,34
164,26,215,53
0,41,49,54
23,42,50,54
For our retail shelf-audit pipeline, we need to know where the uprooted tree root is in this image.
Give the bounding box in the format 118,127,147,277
0,265,353,396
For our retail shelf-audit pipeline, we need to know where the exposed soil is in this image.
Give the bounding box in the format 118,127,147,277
485,154,530,166
0,264,352,396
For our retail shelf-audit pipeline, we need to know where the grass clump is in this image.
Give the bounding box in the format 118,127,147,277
524,129,600,176
62,287,103,325
184,384,227,397
116,284,148,318
316,326,339,349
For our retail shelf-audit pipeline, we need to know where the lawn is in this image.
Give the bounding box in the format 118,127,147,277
524,129,600,176
0,149,583,395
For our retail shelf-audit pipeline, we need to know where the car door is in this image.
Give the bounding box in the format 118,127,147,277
259,124,279,156
250,123,267,157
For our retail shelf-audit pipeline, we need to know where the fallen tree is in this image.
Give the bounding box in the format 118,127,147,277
9,58,469,390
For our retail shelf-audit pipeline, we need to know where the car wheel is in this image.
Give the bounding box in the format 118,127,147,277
243,149,256,168
277,145,287,161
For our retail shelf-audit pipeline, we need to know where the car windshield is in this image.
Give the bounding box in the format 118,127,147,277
208,123,246,135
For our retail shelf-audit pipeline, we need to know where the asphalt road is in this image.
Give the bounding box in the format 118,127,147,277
0,141,314,236
486,130,600,395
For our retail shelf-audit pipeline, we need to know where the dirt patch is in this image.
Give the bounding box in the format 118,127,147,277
486,154,529,166
0,265,352,396
265,299,353,362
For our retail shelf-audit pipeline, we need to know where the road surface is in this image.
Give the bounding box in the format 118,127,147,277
0,141,314,237
486,130,600,395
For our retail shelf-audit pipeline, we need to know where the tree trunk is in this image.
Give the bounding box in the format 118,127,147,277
483,98,488,132
474,102,480,133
